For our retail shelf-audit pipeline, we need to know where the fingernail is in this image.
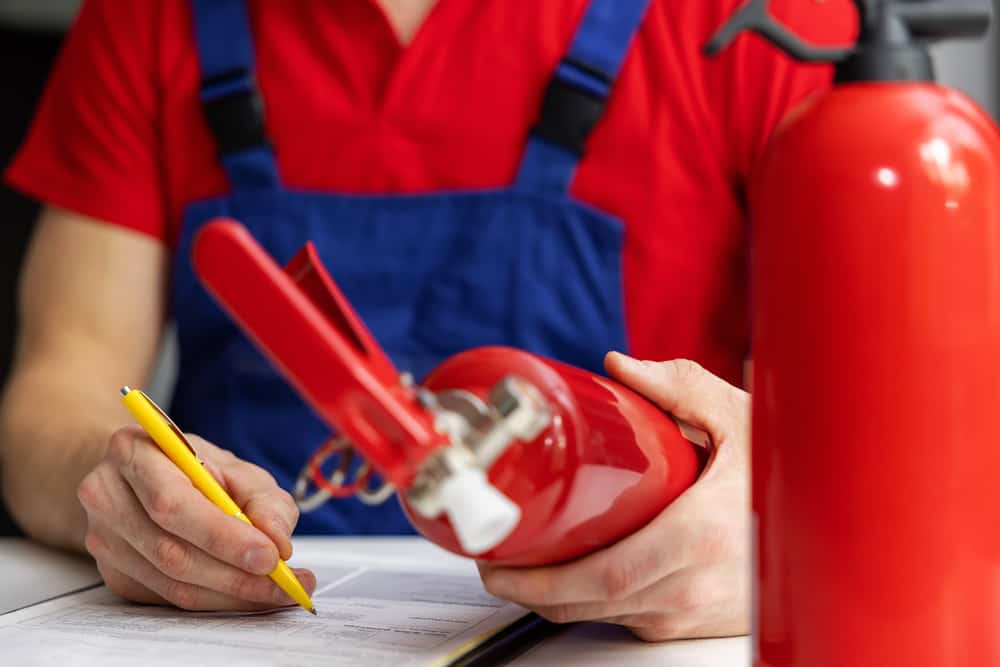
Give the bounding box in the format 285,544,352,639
245,546,276,574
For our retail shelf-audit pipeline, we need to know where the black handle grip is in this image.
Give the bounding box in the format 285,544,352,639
703,0,852,61
705,0,993,62
893,2,991,40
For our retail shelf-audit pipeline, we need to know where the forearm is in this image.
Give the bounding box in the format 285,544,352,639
0,364,129,551
0,210,168,550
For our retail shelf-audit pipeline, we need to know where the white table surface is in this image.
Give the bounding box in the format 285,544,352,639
0,536,749,666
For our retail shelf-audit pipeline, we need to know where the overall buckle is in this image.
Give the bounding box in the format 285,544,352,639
531,58,613,156
201,68,269,155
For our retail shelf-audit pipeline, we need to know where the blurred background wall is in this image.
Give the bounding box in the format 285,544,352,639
933,1,999,117
0,1,997,537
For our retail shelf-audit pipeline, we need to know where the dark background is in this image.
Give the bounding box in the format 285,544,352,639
0,24,63,536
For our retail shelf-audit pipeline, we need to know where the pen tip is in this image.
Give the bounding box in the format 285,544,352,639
120,386,132,397
308,607,318,616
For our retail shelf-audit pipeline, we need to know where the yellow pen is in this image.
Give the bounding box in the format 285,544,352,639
120,386,316,615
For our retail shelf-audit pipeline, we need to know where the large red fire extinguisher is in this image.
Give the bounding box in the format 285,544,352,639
191,220,703,566
706,1,999,665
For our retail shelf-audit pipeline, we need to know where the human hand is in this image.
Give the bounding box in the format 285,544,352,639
78,425,316,611
478,353,750,641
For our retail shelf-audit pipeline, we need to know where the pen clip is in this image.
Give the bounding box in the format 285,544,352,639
135,389,202,461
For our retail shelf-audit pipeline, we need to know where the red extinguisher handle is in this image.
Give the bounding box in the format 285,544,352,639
191,219,448,489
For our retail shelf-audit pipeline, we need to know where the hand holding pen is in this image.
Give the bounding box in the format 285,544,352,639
77,389,316,612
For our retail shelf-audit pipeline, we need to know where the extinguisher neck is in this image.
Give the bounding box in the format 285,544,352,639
834,4,933,83
833,44,934,85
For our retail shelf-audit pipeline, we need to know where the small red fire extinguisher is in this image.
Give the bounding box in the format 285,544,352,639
706,1,999,665
192,220,703,566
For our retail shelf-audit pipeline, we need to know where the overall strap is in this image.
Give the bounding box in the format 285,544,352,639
515,0,652,196
191,0,280,190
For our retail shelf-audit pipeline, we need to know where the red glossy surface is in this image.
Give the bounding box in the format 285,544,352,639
751,84,1000,666
405,347,702,566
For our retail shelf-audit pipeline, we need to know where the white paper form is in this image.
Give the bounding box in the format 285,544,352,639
0,556,527,667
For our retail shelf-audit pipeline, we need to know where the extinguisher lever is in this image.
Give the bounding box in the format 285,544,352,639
705,0,991,62
283,240,399,386
703,0,852,61
891,2,991,41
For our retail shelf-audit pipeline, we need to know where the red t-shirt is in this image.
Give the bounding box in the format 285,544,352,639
5,0,855,385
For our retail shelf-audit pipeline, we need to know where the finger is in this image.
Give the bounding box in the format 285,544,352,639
604,353,749,440
534,566,745,628
479,512,693,607
96,560,167,606
615,562,747,641
89,523,303,611
617,609,747,642
613,614,689,642
194,438,298,562
93,464,312,603
197,456,293,560
109,429,280,575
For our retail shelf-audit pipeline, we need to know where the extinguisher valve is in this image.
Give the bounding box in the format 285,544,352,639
437,467,522,554
405,375,552,553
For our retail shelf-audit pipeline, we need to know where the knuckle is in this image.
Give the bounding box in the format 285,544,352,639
200,524,228,558
480,572,506,600
246,463,278,490
480,572,500,597
281,491,300,526
724,387,752,424
670,358,705,382
540,604,578,624
83,529,107,560
222,572,252,600
153,536,193,578
481,571,531,604
670,581,711,614
259,466,279,487
634,615,687,642
105,578,129,600
602,561,640,601
211,443,238,464
147,490,179,527
163,580,200,611
76,474,104,513
99,568,132,601
107,428,137,468
225,572,266,602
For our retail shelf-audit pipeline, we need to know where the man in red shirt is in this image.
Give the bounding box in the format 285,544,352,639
0,0,853,641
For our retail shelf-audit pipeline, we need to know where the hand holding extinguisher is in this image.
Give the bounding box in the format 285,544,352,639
192,220,706,565
192,219,757,640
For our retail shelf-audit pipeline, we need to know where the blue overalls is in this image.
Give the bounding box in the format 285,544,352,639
172,0,651,534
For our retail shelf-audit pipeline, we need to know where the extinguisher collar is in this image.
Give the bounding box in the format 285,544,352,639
834,44,934,84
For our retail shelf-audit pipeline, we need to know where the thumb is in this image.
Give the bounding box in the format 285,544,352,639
604,352,748,442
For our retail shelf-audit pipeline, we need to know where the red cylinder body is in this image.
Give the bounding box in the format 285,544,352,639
400,346,702,566
751,84,1000,666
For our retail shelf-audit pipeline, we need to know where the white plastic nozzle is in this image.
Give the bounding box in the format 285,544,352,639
437,467,521,555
